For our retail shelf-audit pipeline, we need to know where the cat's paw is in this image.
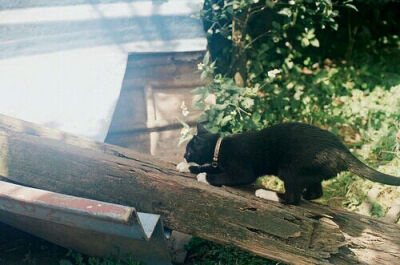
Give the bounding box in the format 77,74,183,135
176,161,190,173
177,161,199,173
255,189,280,202
197,173,209,184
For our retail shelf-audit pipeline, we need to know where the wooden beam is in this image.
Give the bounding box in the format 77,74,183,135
0,113,398,265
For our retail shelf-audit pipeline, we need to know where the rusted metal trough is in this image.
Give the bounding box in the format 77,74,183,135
0,180,171,265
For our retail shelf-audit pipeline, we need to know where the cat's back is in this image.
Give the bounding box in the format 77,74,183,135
264,122,332,138
261,122,347,152
224,123,350,176
227,122,346,156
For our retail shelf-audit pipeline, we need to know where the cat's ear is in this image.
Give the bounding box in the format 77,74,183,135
197,123,209,135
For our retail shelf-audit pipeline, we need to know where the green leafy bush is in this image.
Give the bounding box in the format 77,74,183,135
197,0,400,134
188,0,400,214
183,0,400,263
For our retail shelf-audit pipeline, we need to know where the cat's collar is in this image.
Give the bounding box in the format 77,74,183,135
212,137,223,168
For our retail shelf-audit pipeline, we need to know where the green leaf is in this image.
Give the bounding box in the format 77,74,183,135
203,51,211,66
220,115,232,126
307,28,315,37
252,112,261,123
271,21,281,30
278,8,292,17
310,38,320,47
301,38,310,47
200,71,208,81
371,202,384,217
242,98,254,109
252,61,264,76
225,5,233,14
345,3,358,12
212,4,220,10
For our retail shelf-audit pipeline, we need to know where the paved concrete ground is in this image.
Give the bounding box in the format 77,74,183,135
0,0,205,141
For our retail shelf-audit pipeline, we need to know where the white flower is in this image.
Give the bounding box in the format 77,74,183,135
267,69,281,78
180,101,189,117
197,63,204,70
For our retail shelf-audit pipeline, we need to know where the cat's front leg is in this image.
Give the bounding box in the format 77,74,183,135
189,164,222,174
205,166,255,186
204,172,235,186
302,182,323,200
196,172,228,186
278,181,303,205
189,165,201,174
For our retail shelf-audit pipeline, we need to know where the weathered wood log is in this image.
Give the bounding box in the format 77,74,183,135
0,113,399,265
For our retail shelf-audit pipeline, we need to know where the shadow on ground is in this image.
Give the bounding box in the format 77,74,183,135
0,222,68,265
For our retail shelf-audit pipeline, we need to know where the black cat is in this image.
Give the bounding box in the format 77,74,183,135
184,123,400,205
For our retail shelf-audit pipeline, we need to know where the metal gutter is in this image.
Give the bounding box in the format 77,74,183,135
0,180,172,265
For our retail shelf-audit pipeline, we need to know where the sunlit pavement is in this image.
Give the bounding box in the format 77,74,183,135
0,0,205,141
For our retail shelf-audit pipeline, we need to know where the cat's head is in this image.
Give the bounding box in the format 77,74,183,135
184,124,219,165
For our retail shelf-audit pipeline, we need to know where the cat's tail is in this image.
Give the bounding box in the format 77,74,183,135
347,154,400,185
